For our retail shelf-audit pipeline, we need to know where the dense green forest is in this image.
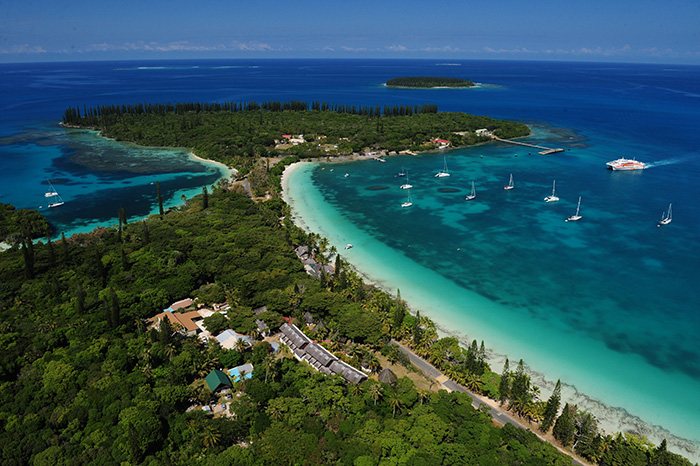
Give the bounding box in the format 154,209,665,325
1,186,694,465
61,100,529,178
0,188,577,466
385,77,476,88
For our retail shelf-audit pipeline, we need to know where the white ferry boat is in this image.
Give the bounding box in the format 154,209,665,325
606,158,646,170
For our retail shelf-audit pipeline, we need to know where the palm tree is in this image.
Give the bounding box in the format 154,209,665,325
201,425,221,448
417,389,429,405
348,383,363,397
364,352,381,374
164,343,177,361
264,356,275,383
233,337,247,353
368,383,383,405
388,391,402,418
348,344,364,363
465,373,482,393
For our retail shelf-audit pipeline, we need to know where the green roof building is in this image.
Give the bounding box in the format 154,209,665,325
205,369,232,393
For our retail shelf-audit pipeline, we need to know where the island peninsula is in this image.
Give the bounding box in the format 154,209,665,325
61,100,526,184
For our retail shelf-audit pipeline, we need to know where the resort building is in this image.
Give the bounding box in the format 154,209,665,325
205,369,232,393
279,323,367,384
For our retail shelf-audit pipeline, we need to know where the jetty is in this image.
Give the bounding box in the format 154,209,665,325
492,136,564,155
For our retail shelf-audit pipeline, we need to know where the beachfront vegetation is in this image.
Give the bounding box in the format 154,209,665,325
61,100,529,179
386,76,476,88
2,185,695,465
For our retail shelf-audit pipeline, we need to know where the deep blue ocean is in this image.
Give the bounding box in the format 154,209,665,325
2,59,700,459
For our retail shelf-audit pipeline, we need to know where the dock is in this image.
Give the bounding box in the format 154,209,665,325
492,137,564,155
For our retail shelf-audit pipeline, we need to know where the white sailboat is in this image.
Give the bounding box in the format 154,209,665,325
45,180,65,208
400,171,413,189
544,180,559,202
435,157,450,178
465,181,476,201
504,173,514,190
401,189,413,208
398,166,407,177
566,196,582,222
658,203,672,226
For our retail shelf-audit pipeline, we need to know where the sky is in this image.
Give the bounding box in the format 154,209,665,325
1,0,699,64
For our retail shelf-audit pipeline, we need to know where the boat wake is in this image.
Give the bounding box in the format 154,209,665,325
645,154,698,168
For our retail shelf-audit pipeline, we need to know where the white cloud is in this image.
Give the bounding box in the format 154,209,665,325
80,40,272,54
386,45,408,52
485,44,633,57
340,46,367,52
483,46,537,54
0,44,47,55
421,46,464,53
639,47,676,57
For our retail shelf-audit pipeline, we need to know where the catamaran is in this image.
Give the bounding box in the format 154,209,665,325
544,180,559,202
606,157,646,170
504,173,514,190
401,189,413,208
45,180,65,208
465,181,476,201
435,157,450,178
658,203,672,226
566,196,582,222
400,171,413,190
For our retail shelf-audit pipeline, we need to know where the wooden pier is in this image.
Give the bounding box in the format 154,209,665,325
492,137,564,155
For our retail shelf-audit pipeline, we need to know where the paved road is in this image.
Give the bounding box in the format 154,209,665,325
391,340,586,466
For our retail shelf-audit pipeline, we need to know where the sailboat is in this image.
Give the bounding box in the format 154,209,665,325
565,196,582,222
45,180,65,208
400,171,413,189
658,203,672,226
401,189,413,208
435,157,450,178
465,181,476,201
504,173,514,190
398,166,407,177
544,180,559,202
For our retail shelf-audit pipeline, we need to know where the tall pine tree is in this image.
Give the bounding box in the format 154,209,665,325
499,358,510,405
540,379,562,433
552,402,576,447
156,181,164,219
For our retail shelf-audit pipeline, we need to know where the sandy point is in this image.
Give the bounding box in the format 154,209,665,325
187,151,237,180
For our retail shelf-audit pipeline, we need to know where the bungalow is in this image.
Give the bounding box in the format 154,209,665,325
475,128,490,137
282,134,305,145
432,138,451,147
148,310,202,337
279,323,367,384
215,329,256,350
205,369,232,393
303,341,336,374
329,359,367,384
279,322,312,359
255,319,270,337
